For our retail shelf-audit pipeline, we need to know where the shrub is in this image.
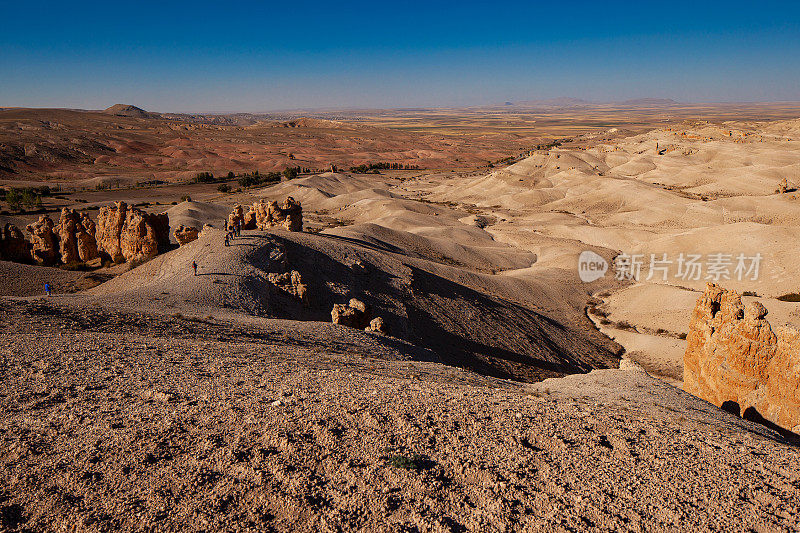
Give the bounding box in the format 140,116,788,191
217,184,231,193
387,455,434,471
5,188,21,210
193,172,215,183
238,175,257,188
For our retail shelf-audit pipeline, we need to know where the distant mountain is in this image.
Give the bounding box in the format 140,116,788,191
511,97,593,108
103,104,156,118
618,98,678,106
272,117,351,129
503,97,680,109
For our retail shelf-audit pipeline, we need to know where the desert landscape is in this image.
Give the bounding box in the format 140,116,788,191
0,99,799,530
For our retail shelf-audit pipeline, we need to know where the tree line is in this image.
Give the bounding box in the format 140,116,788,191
1,186,51,212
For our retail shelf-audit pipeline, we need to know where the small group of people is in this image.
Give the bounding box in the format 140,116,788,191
224,219,242,247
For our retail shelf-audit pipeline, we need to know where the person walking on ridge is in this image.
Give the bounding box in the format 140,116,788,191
192,261,198,276
44,282,51,296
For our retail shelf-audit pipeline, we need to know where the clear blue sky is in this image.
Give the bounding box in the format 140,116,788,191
2,0,799,112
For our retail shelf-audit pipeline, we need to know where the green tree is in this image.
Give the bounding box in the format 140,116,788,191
20,188,35,208
6,188,21,211
283,167,298,180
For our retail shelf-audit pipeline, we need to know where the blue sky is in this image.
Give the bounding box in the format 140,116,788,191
1,0,799,112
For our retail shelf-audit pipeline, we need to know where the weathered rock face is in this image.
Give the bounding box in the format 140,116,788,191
174,225,199,246
331,298,371,329
228,205,245,230
0,223,32,263
250,201,269,230
778,177,789,193
243,209,257,230
233,198,303,233
97,201,170,263
26,215,59,265
56,208,99,264
122,209,169,263
365,316,388,335
684,283,800,433
78,213,99,263
96,202,128,263
267,197,303,232
268,270,307,302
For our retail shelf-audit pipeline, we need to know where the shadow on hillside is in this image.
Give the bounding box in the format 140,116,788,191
272,236,618,383
722,400,800,446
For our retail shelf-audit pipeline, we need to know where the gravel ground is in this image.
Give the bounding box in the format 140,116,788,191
1,299,798,532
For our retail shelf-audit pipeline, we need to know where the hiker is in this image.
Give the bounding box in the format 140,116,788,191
44,282,51,296
192,261,197,276
224,219,228,231
224,233,230,247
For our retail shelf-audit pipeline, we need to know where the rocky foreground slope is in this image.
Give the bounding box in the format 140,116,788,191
684,283,800,434
1,299,799,532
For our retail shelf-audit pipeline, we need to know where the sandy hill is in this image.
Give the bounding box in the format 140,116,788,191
2,113,800,530
406,119,800,387
103,104,155,118
85,226,618,382
272,117,351,129
1,295,798,531
163,200,231,242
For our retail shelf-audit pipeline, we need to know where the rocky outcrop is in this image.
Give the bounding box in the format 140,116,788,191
174,225,199,246
778,177,789,193
268,270,307,302
267,197,303,232
0,223,32,263
231,198,303,233
684,283,800,433
365,316,388,335
56,208,99,264
26,215,59,265
228,205,245,230
122,208,169,263
331,298,371,329
96,202,128,263
97,201,170,263
78,213,99,263
243,208,257,230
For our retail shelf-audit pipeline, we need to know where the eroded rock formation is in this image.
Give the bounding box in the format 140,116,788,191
684,283,800,433
266,197,303,232
229,198,303,233
778,177,789,193
267,270,307,302
228,205,245,230
56,208,99,264
174,225,199,246
0,223,32,263
26,215,59,265
97,201,169,263
331,298,371,329
365,316,388,335
78,213,99,263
